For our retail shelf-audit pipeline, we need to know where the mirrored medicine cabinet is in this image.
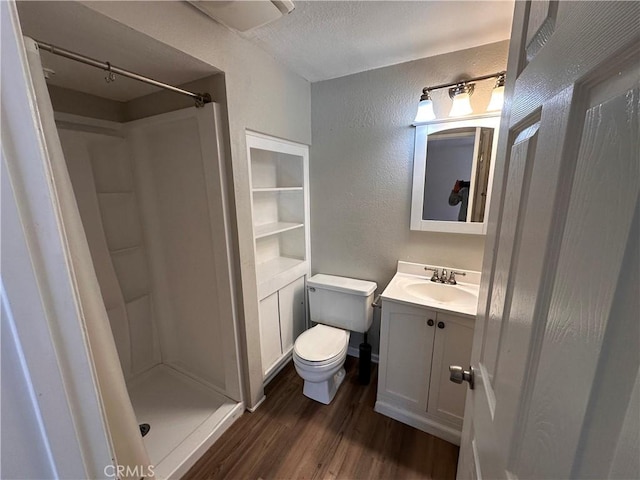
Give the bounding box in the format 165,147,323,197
410,114,500,235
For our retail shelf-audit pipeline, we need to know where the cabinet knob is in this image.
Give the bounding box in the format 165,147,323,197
427,319,434,327
437,321,445,329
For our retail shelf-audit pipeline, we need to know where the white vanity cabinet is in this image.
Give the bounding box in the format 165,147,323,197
258,276,306,379
376,299,474,445
247,132,310,383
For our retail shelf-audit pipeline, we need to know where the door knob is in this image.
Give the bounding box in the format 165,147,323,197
427,319,434,326
449,365,474,389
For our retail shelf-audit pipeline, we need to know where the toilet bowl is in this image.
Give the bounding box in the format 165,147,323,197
293,324,350,404
293,274,377,404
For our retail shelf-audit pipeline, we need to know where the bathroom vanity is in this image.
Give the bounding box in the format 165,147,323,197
375,261,479,445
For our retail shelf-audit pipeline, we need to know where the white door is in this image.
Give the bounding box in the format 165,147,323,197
457,2,639,479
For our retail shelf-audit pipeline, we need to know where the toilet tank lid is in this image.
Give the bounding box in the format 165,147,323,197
307,274,377,296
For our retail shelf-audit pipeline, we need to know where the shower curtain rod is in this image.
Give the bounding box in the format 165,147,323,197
35,39,212,107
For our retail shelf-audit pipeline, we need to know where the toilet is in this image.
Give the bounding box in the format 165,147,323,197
293,274,377,404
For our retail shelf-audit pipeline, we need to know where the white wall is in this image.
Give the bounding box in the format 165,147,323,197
81,1,311,407
310,41,509,353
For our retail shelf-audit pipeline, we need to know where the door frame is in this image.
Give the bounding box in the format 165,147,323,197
2,2,114,476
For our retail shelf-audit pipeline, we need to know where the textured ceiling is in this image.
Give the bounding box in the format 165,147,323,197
16,1,219,102
243,1,514,82
16,1,514,101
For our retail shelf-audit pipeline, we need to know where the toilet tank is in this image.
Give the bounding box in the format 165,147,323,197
307,274,377,333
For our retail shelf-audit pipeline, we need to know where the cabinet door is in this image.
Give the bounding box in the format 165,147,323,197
427,312,474,426
278,276,306,353
259,292,282,375
378,301,436,412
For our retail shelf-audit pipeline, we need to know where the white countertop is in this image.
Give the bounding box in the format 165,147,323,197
380,261,481,318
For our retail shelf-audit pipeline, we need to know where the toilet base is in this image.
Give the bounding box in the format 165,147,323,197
302,367,346,404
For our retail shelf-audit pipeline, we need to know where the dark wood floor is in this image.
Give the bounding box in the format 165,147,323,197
185,357,459,479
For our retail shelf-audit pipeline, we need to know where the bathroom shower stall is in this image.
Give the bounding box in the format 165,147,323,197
16,31,245,479
58,105,243,476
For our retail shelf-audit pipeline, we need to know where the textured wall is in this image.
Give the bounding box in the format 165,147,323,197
310,40,509,353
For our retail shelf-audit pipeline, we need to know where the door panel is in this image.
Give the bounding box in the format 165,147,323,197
458,2,640,479
380,302,434,410
483,121,539,382
525,0,558,62
259,292,281,374
492,88,579,462
514,74,639,479
278,276,305,352
428,313,473,425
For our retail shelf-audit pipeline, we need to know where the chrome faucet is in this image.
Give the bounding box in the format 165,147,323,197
446,270,467,285
425,267,466,284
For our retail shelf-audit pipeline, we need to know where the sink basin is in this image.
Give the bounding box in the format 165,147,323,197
381,263,481,315
404,281,477,307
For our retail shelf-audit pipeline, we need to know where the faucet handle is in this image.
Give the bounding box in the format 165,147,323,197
424,266,440,282
447,270,467,285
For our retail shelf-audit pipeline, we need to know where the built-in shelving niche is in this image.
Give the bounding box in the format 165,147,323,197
246,132,310,299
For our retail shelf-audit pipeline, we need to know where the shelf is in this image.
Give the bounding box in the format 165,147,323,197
248,132,309,298
252,187,303,193
256,256,305,285
254,222,304,239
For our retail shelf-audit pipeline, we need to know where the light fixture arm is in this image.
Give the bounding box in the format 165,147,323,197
420,70,506,94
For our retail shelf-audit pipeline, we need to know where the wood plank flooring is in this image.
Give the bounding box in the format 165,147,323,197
185,357,459,479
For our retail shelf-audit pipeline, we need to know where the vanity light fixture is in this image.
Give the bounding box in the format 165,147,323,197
486,72,506,111
414,90,437,122
448,83,474,117
413,70,506,122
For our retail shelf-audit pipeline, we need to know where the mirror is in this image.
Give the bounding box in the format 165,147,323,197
410,114,500,234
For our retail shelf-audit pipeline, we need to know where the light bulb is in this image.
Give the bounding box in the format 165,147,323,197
487,85,505,111
449,92,473,117
414,98,436,123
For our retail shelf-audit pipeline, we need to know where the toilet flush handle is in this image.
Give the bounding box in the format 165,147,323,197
372,294,382,309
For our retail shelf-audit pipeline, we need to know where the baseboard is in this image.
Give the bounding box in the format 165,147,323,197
264,350,293,386
374,400,461,446
347,345,379,364
246,395,266,413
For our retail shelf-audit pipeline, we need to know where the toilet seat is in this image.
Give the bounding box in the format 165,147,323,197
293,346,347,368
294,324,349,364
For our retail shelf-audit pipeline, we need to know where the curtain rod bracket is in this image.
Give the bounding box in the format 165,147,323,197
195,93,212,108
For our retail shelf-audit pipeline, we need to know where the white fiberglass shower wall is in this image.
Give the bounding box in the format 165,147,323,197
54,100,243,476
